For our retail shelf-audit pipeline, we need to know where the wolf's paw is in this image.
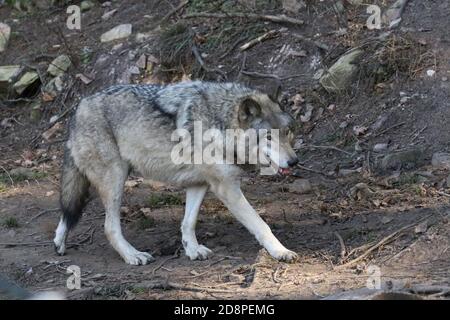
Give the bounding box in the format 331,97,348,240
53,239,66,256
272,249,298,263
185,244,213,261
123,251,155,265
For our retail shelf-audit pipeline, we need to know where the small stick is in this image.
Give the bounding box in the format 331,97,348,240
152,0,189,28
183,12,304,26
239,30,279,52
0,166,14,185
334,231,347,259
27,208,60,223
302,144,353,156
336,214,433,269
368,122,406,140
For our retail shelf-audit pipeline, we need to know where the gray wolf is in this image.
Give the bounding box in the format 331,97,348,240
54,81,299,265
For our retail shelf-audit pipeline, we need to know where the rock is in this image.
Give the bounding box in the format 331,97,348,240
323,288,422,300
373,143,388,153
320,49,363,93
44,75,65,96
30,101,42,122
102,9,117,20
0,22,11,52
288,179,312,194
431,152,450,169
80,0,95,12
42,122,63,141
9,167,35,179
300,104,314,122
135,32,155,43
0,65,23,93
414,221,428,234
282,0,305,13
47,55,72,77
426,69,436,77
13,71,39,95
100,24,132,42
136,54,147,69
380,148,424,171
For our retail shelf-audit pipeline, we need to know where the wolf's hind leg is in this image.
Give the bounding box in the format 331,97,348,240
92,163,154,265
209,179,298,263
181,185,212,260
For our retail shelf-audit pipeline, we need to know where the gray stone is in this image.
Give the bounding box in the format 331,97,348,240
431,152,450,169
0,65,23,93
288,179,312,194
100,24,132,42
373,143,388,153
320,49,363,93
47,55,72,77
380,148,424,171
102,9,117,20
0,22,11,52
80,0,95,12
13,71,39,95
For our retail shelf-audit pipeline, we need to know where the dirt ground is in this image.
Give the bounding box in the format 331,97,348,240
1,0,449,299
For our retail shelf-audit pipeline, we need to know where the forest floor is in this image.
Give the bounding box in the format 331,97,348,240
0,0,449,299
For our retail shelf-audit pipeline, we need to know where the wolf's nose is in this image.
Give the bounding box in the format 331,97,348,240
288,157,299,167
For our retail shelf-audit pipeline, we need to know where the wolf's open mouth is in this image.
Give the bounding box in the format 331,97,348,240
278,167,291,175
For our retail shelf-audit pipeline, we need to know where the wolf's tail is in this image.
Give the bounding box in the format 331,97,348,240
60,149,90,230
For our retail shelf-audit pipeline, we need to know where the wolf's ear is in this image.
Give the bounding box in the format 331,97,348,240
238,97,262,124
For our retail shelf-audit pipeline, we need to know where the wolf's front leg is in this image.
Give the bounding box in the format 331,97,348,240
209,179,298,262
181,185,212,260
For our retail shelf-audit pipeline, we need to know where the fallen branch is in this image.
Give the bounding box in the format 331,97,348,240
27,208,60,223
191,44,227,79
183,12,304,26
135,280,235,293
241,70,305,81
301,144,353,156
334,231,347,259
239,30,280,51
336,214,433,269
152,0,189,28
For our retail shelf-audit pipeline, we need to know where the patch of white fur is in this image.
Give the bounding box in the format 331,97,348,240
54,217,67,255
182,185,212,260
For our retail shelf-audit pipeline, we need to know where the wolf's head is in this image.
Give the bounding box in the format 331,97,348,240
235,88,299,175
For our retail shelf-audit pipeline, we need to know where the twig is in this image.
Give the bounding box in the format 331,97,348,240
27,208,60,223
152,248,181,276
292,33,329,51
336,214,433,269
301,144,353,156
368,122,406,140
191,44,227,79
183,12,304,26
0,166,14,185
295,164,330,176
241,70,306,81
334,231,347,259
152,0,189,28
136,280,235,293
239,30,279,51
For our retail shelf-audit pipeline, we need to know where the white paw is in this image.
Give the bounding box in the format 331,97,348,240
185,244,213,261
54,242,66,256
271,249,298,263
122,250,155,265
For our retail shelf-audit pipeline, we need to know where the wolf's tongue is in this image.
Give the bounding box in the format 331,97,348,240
278,168,291,175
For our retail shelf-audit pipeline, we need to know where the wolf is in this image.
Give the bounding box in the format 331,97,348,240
53,81,300,265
